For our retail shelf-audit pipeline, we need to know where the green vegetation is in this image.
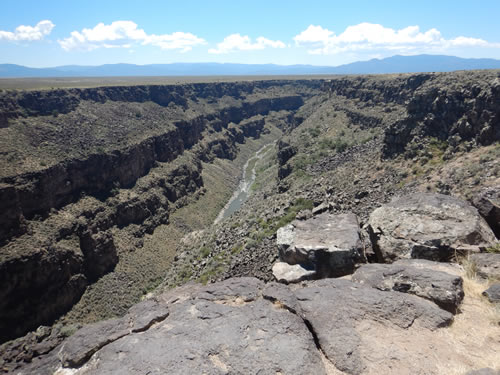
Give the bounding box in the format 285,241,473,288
248,198,314,244
486,243,500,254
59,324,79,338
178,265,193,283
198,250,228,284
318,137,350,152
199,246,211,259
426,138,448,165
307,127,321,138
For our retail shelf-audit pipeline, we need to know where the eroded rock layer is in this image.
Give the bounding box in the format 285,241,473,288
0,80,320,342
1,71,500,373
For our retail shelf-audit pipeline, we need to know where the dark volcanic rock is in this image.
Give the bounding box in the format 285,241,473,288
79,230,118,282
368,193,496,262
277,140,297,165
16,277,458,375
469,253,500,280
473,187,500,238
277,212,366,277
352,260,464,313
294,278,453,374
58,299,169,368
51,278,326,375
277,140,297,179
0,184,25,246
381,72,500,157
482,283,500,303
0,247,87,344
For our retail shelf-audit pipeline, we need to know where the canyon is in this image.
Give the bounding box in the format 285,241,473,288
0,71,499,374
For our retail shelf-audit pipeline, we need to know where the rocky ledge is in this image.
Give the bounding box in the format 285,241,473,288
273,192,497,284
7,191,499,374
19,273,457,375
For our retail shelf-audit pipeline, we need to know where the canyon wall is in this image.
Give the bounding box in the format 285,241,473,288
0,80,319,342
1,70,499,344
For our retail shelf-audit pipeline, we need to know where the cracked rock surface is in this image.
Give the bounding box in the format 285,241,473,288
277,212,366,278
369,193,497,262
351,259,465,313
19,276,455,375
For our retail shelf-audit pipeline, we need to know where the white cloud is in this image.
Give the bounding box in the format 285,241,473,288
208,33,285,54
0,20,54,42
59,21,205,52
294,23,500,55
294,25,334,45
144,32,206,52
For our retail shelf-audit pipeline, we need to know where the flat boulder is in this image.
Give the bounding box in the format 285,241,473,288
393,258,463,276
272,261,316,284
293,278,453,374
40,278,326,375
352,260,464,313
18,277,470,375
368,193,497,262
277,212,365,277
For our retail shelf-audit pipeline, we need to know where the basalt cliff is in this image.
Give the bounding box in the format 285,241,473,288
0,71,499,374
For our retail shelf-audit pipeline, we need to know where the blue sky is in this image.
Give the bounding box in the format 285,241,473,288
1,0,500,67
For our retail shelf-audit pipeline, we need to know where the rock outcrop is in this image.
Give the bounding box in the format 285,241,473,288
473,187,500,238
368,193,497,262
352,260,464,313
379,72,500,157
276,212,366,278
17,277,455,375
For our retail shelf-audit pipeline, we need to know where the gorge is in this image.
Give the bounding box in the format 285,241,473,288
0,71,499,374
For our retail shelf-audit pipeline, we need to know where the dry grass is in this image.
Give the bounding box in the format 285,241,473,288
461,255,479,279
357,267,500,375
434,275,500,374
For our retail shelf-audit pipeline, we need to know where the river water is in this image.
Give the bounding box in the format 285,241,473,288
214,142,274,223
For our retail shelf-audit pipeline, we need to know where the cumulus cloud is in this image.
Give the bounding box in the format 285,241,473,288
294,23,500,54
0,20,54,42
59,21,205,52
208,33,285,54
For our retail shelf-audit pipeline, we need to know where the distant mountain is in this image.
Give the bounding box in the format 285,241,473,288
331,54,500,74
0,63,335,77
1,55,500,78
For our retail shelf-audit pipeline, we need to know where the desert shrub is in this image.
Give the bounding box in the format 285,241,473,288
319,138,336,150
308,127,321,138
335,138,349,152
199,246,211,258
486,243,500,253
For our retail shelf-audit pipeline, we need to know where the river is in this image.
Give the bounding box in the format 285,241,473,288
214,142,274,223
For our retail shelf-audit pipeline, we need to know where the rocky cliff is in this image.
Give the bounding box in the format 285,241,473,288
0,80,320,343
1,71,500,374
